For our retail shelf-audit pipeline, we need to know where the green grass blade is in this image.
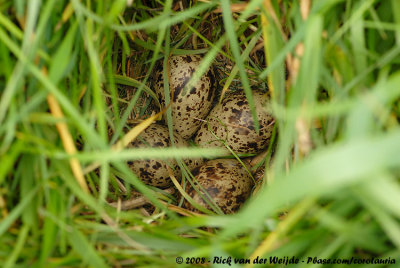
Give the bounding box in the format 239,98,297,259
221,0,259,131
67,227,108,268
222,129,400,238
4,225,29,268
0,186,38,237
49,22,78,84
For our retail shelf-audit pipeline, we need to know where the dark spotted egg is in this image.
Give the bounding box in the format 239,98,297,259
193,90,274,154
154,55,216,139
183,159,254,214
127,123,202,188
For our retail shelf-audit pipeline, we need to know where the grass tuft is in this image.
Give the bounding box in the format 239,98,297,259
1,0,400,266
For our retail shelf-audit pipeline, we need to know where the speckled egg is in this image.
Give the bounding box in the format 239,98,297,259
193,90,274,154
127,123,202,188
154,55,216,139
183,159,254,214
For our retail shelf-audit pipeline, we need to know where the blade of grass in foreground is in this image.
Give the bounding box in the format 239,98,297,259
1,0,400,265
4,225,29,268
84,111,162,174
56,147,226,163
67,227,108,268
39,189,60,266
217,128,400,238
220,32,261,102
356,190,400,249
273,14,323,171
54,161,152,250
0,26,106,149
0,139,24,184
356,174,400,219
221,0,259,132
260,5,286,105
0,186,38,237
392,0,400,44
0,0,39,125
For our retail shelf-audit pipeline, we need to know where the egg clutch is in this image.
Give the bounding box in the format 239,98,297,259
115,55,275,214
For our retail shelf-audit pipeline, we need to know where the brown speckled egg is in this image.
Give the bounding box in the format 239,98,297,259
127,123,202,188
183,159,254,214
193,90,274,154
154,55,216,139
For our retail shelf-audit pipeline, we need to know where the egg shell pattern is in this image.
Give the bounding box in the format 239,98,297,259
183,159,253,214
193,90,274,154
128,123,202,188
154,55,216,139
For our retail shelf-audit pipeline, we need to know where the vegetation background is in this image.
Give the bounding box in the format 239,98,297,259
1,0,400,267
